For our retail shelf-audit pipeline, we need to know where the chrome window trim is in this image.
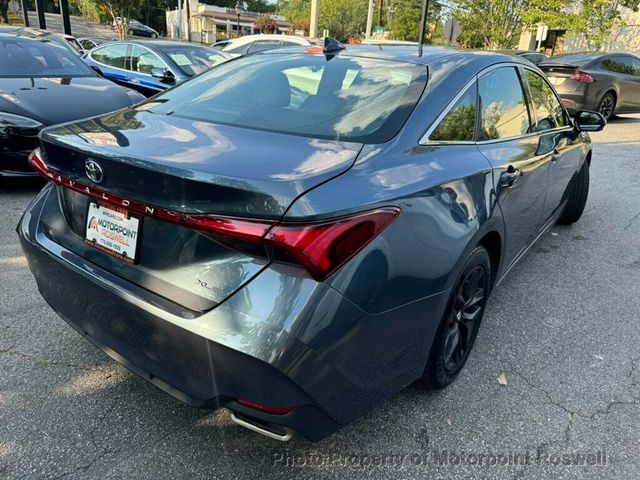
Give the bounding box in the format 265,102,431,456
89,43,176,79
419,61,576,146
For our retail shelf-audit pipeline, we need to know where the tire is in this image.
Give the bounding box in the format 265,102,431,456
422,246,491,389
127,29,134,35
150,33,157,38
597,92,616,121
557,161,590,225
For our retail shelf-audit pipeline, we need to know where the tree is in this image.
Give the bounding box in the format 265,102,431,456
0,0,9,24
520,0,640,51
318,0,368,40
454,0,529,49
280,0,366,39
388,0,443,42
280,0,310,33
389,0,422,40
255,13,278,32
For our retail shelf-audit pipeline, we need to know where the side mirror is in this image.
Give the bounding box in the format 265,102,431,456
150,68,175,84
575,111,606,132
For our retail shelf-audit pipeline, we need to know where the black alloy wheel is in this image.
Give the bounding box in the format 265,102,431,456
423,246,491,388
598,92,615,121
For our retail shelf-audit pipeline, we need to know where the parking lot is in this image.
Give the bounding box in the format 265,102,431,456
1,115,639,479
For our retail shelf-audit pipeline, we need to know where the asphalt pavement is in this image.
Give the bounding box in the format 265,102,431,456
1,115,639,479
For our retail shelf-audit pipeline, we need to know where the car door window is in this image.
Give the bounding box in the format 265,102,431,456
631,58,640,76
429,83,477,142
602,56,635,75
93,44,128,69
478,67,531,140
524,69,567,131
130,46,167,74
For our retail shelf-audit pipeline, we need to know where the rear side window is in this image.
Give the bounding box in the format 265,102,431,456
524,69,567,131
137,54,427,143
478,67,531,140
93,44,128,69
429,83,477,142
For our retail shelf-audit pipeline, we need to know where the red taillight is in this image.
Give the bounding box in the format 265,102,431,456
237,399,293,415
265,208,400,281
569,71,594,83
305,46,323,54
29,147,400,281
561,98,575,106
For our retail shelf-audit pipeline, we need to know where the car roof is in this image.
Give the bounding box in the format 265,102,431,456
260,44,530,67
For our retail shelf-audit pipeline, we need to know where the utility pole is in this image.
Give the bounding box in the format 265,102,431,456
177,0,182,39
365,0,374,38
185,0,191,41
35,0,46,29
376,0,382,29
309,0,319,38
60,0,72,35
20,0,29,27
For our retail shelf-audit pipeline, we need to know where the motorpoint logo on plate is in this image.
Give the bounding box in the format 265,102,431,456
88,216,99,232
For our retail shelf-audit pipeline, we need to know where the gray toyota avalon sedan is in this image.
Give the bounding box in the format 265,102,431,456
18,41,605,441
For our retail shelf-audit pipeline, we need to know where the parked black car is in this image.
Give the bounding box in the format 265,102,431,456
0,34,144,177
125,20,159,38
539,52,640,119
19,42,606,441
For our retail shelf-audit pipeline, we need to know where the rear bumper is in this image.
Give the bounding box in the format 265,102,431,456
18,185,448,440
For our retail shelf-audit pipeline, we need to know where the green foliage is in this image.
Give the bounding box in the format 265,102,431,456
280,0,367,39
319,0,368,40
520,0,640,50
389,0,422,41
454,0,528,49
279,0,310,32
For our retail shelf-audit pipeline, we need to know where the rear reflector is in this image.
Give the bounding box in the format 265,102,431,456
29,148,400,281
237,399,294,415
569,71,594,83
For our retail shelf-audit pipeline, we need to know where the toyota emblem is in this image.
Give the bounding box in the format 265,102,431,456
85,159,104,184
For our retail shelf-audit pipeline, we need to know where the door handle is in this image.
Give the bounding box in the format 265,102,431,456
500,168,521,187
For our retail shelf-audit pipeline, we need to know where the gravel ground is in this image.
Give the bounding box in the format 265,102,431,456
1,115,639,479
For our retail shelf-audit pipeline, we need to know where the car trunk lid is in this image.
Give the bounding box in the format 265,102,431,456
36,109,363,311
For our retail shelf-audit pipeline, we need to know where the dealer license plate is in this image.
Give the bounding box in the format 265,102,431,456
85,202,141,263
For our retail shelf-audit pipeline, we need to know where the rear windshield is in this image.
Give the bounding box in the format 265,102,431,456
159,45,226,76
138,54,427,143
0,38,93,77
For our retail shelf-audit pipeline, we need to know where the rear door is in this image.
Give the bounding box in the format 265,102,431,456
475,66,549,268
521,67,582,219
89,44,131,88
601,56,640,110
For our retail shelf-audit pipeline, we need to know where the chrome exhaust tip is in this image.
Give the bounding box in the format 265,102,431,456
230,412,294,442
